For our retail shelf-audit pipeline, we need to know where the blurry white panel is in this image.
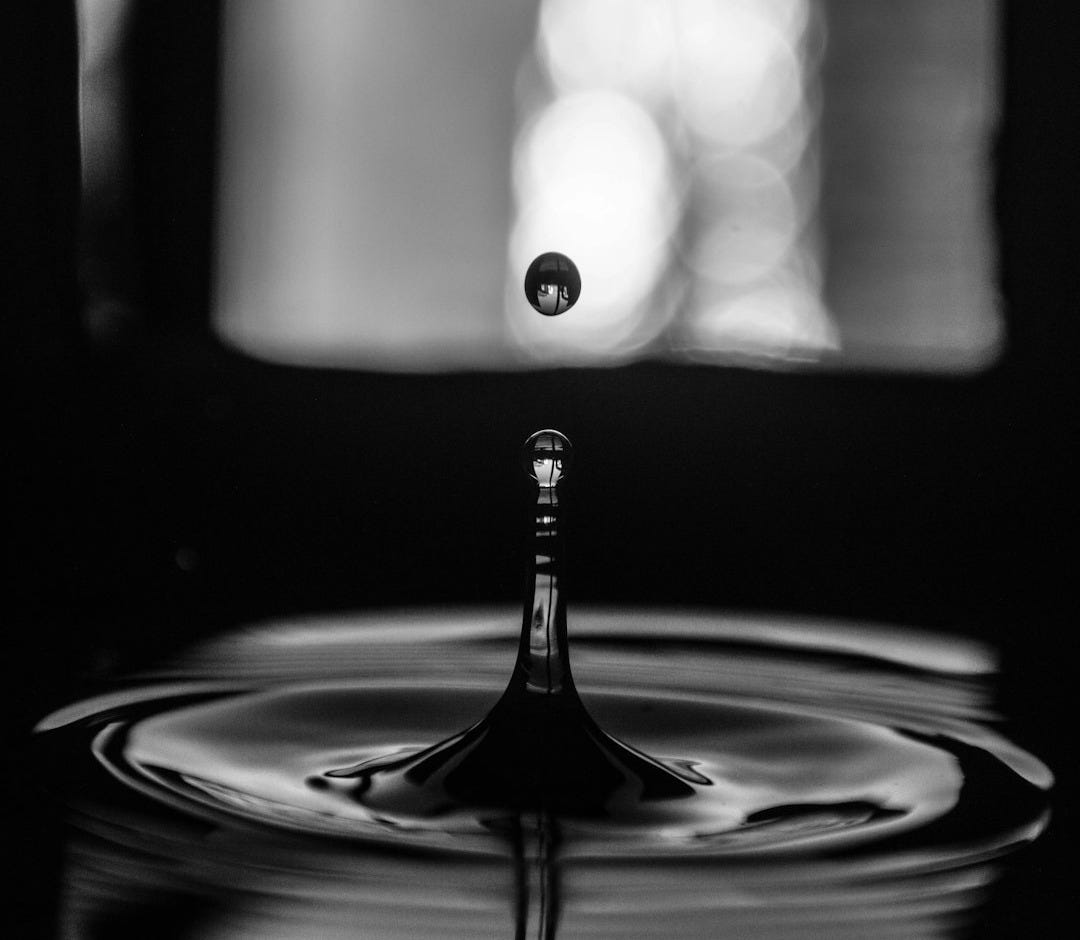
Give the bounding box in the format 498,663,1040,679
213,0,1002,374
214,0,534,369
820,0,1002,370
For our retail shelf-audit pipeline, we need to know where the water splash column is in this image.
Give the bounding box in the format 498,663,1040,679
513,430,576,697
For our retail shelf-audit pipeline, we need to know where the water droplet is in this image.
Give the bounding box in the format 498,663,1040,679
521,429,573,488
524,252,581,316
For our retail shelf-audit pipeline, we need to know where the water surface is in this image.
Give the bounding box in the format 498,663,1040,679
39,607,1050,938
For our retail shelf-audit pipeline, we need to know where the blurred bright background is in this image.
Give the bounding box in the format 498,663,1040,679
78,0,1000,371
210,0,998,371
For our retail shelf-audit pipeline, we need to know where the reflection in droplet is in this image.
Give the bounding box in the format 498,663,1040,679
524,253,581,316
521,428,573,486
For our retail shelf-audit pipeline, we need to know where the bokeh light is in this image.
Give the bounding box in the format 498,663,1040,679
671,0,808,148
515,0,828,364
685,277,837,362
508,91,677,359
538,0,674,100
687,155,800,286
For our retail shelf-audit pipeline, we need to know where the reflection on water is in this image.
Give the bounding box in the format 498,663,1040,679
39,608,1049,938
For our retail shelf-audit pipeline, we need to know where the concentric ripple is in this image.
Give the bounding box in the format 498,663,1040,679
38,608,1051,938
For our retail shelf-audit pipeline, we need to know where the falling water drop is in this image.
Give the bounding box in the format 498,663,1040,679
524,253,581,315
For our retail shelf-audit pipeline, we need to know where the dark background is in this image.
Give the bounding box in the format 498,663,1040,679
4,3,1076,937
